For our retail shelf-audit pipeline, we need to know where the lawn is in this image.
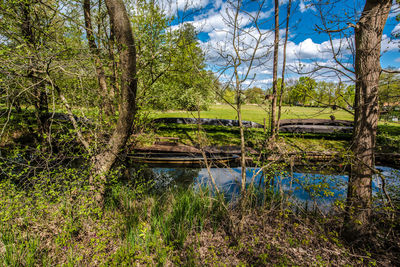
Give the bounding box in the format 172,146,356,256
149,104,400,153
153,104,354,124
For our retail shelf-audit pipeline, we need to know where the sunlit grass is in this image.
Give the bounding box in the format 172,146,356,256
153,104,354,123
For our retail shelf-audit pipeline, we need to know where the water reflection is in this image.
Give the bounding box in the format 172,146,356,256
139,166,400,206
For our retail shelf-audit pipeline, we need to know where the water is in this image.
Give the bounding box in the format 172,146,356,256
146,166,400,208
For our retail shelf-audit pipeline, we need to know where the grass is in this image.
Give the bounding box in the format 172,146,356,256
147,105,400,153
1,165,396,265
147,104,355,150
1,105,399,155
153,104,354,123
1,100,399,265
0,145,398,265
0,162,226,265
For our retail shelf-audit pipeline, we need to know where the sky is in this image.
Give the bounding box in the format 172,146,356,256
159,0,400,89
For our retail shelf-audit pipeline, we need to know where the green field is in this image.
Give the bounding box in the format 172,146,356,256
154,104,354,123
150,104,400,153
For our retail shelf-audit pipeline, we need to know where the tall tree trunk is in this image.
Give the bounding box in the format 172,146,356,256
21,2,49,136
237,88,248,229
108,15,118,100
270,0,279,137
277,0,291,133
345,0,392,237
90,0,137,205
83,0,114,116
237,102,246,200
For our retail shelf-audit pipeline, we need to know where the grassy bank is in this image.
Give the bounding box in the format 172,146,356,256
1,161,399,266
1,105,399,265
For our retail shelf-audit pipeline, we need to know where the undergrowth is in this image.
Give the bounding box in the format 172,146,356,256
0,160,399,266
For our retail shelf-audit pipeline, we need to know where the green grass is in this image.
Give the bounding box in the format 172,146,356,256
149,105,400,153
155,124,352,152
153,104,354,123
0,161,226,266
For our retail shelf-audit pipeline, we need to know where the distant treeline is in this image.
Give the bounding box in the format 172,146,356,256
216,73,400,109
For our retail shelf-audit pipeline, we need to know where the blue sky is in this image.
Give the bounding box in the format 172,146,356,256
161,0,400,88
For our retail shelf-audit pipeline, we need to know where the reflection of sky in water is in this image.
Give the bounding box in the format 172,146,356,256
149,166,400,206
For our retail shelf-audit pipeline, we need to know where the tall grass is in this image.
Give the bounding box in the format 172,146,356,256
1,156,397,265
0,162,229,265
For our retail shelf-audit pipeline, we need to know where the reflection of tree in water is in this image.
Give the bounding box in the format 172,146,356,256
131,167,201,192
168,168,201,185
127,165,400,207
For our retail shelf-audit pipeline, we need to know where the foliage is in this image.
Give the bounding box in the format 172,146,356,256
288,77,317,106
379,72,400,108
0,153,225,265
149,23,215,111
0,0,399,265
277,77,355,109
244,87,265,104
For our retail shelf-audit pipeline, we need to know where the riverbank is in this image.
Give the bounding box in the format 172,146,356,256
1,169,399,265
1,106,400,265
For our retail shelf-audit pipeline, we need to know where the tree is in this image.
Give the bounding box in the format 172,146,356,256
276,0,292,132
379,72,400,108
90,0,138,204
212,0,269,216
0,0,60,136
244,87,264,104
270,0,279,136
132,10,214,111
315,81,330,105
157,23,214,111
131,0,174,109
289,77,317,105
345,0,393,236
83,0,114,115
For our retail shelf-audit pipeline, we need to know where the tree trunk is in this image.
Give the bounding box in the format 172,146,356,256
83,0,114,116
108,15,119,101
277,0,291,133
90,0,137,205
345,0,392,237
32,83,49,135
21,2,49,136
270,0,279,136
237,103,246,199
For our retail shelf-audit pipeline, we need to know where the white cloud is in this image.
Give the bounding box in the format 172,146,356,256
297,38,320,58
389,3,400,19
177,0,209,10
158,0,210,16
392,23,400,36
167,0,399,88
213,0,224,9
191,11,226,32
381,34,400,52
299,0,316,13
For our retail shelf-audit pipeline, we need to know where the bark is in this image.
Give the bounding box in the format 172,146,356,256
277,0,291,133
83,0,114,116
237,102,246,199
230,0,247,213
32,84,49,135
90,0,137,205
108,16,119,100
21,2,49,136
270,0,279,137
345,0,392,237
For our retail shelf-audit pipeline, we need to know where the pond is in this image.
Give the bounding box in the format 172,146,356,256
137,165,400,210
